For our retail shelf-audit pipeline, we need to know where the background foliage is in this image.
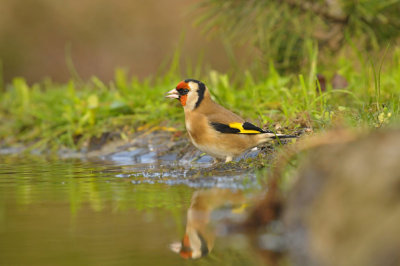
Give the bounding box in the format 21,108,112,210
196,0,400,72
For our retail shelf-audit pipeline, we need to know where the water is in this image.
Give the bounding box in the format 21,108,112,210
0,155,277,266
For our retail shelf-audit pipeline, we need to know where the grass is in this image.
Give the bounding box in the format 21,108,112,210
1,47,400,152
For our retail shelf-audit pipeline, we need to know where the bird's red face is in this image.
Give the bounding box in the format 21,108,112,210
179,233,193,259
170,230,209,259
165,81,191,106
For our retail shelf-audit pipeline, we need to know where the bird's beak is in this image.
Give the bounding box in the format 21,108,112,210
165,88,179,99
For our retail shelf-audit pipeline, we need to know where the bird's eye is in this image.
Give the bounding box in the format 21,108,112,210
178,88,189,95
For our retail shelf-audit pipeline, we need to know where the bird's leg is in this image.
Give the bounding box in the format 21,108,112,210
225,156,233,163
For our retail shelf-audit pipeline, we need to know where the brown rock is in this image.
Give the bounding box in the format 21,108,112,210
284,130,400,266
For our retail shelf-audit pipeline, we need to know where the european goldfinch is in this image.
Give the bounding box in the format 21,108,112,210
170,188,246,259
166,79,295,162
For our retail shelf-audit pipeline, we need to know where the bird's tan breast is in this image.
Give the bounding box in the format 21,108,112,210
184,111,221,157
184,111,210,145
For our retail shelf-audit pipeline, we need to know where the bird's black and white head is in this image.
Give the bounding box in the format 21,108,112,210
166,79,207,111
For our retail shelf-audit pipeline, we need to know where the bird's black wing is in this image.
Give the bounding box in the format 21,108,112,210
210,121,271,134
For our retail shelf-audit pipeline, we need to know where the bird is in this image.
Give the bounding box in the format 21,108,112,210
166,79,296,163
170,188,246,259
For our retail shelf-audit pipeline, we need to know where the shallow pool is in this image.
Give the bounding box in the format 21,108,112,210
0,155,281,265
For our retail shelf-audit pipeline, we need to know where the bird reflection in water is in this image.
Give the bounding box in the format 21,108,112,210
170,188,247,259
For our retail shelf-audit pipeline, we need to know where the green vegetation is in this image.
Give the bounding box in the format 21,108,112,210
1,45,400,152
196,0,400,72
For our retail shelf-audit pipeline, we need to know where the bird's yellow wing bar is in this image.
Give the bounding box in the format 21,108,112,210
228,122,262,134
210,122,266,134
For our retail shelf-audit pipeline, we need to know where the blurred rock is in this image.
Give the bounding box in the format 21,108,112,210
316,73,327,92
316,73,348,93
284,129,400,266
331,73,348,89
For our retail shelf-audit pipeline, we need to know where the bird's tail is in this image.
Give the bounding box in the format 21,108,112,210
270,134,298,139
257,132,297,144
